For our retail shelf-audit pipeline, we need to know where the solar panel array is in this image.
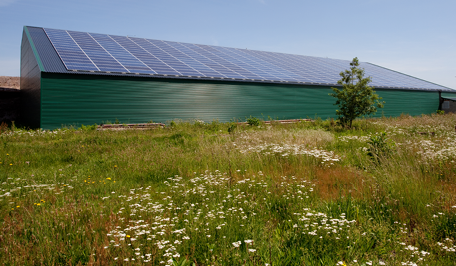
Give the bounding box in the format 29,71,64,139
43,28,447,91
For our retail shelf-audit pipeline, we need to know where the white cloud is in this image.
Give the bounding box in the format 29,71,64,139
0,0,19,7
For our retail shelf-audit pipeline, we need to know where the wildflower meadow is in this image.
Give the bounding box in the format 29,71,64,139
1,114,456,265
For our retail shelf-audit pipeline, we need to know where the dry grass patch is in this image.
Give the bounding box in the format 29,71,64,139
378,113,456,131
236,127,334,147
313,166,367,200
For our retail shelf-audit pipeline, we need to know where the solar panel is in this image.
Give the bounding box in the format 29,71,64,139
43,27,448,91
45,28,99,72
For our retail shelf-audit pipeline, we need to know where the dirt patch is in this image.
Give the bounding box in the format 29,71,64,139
0,76,20,90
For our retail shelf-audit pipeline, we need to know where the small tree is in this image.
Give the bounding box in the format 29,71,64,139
329,57,384,128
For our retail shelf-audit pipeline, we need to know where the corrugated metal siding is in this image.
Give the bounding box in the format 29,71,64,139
376,89,438,117
20,29,41,128
40,73,440,130
441,92,456,99
40,74,336,129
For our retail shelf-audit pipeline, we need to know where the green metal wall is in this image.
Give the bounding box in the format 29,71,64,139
40,73,439,130
377,89,439,117
441,92,456,99
20,28,41,128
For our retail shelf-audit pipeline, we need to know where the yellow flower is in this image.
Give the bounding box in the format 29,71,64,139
37,203,41,206
41,200,45,202
106,178,111,180
114,165,117,168
16,206,20,208
126,235,131,238
9,164,12,166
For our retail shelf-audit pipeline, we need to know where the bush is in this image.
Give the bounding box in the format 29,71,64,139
79,124,97,131
246,116,261,126
366,132,395,162
228,122,237,133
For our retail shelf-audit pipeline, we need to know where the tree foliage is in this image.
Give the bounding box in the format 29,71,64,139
329,57,384,128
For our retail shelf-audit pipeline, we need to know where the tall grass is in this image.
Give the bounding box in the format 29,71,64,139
1,115,456,265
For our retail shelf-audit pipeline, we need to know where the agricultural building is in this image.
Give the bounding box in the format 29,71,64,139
20,26,456,129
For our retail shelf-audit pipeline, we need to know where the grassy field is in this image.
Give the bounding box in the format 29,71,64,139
1,114,456,265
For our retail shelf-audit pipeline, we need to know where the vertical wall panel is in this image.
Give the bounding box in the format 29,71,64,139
40,73,439,129
376,89,439,117
20,29,41,128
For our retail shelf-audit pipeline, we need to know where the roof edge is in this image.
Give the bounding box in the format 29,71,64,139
23,26,45,72
41,70,454,92
366,62,455,92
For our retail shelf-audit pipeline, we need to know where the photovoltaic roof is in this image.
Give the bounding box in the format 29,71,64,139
29,26,453,92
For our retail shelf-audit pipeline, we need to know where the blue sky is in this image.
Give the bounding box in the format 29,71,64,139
1,0,455,89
